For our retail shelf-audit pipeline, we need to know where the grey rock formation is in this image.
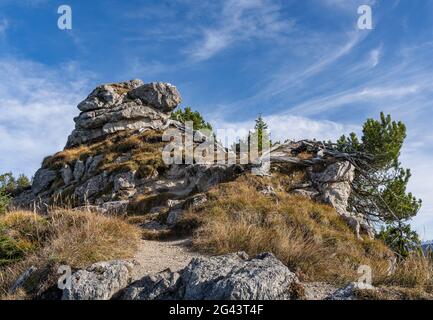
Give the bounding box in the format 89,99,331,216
166,209,183,226
74,172,109,201
310,162,373,239
73,160,85,182
302,282,338,300
113,171,136,192
309,161,355,215
326,282,375,300
123,252,298,300
32,169,56,195
85,154,104,176
75,200,129,215
61,165,72,185
66,80,181,148
62,260,135,300
123,269,181,300
185,164,244,193
128,82,181,112
259,140,374,239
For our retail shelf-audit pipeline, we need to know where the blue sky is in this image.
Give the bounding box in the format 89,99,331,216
0,0,432,238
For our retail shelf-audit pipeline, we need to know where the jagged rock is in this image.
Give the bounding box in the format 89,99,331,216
128,82,181,112
302,282,338,300
186,164,244,193
102,201,129,215
123,252,298,300
11,189,35,209
73,160,85,181
167,199,183,208
113,171,136,191
60,165,72,185
74,200,129,215
62,260,135,300
327,282,375,300
292,188,320,199
77,201,129,215
77,80,144,112
66,80,181,148
74,172,109,201
309,161,355,216
142,221,168,230
32,168,56,195
309,161,373,239
259,185,277,197
167,209,183,226
85,155,104,176
183,193,208,209
165,200,185,225
123,269,180,300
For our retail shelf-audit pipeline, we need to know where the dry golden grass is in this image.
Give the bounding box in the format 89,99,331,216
0,209,141,299
127,193,173,215
179,174,392,285
46,209,141,267
377,252,433,292
354,286,433,300
42,130,167,178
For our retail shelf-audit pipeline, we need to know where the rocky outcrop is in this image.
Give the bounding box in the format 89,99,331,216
261,140,374,239
326,282,375,300
123,252,298,300
309,161,373,239
66,80,181,148
12,80,373,241
62,260,135,300
32,169,56,195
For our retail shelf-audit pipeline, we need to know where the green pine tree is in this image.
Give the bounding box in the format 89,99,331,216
378,224,422,258
338,112,422,256
0,172,31,214
171,107,213,131
251,114,270,153
232,114,271,156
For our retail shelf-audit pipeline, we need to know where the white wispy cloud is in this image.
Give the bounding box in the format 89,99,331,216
0,58,95,177
369,47,381,67
286,84,421,116
189,0,295,61
321,0,376,11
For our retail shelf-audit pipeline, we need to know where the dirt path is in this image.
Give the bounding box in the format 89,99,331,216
131,238,205,280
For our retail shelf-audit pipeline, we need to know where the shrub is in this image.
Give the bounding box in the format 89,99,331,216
0,211,48,266
171,107,213,131
0,190,9,215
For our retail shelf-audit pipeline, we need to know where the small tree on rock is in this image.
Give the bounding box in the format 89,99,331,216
338,112,422,257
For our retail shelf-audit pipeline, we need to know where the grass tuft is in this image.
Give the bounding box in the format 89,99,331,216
0,209,141,299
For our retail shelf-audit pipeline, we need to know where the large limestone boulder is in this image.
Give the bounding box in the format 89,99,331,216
309,161,355,215
62,260,135,300
66,80,182,148
77,79,144,112
326,282,376,300
309,162,373,239
128,82,181,112
123,252,298,300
